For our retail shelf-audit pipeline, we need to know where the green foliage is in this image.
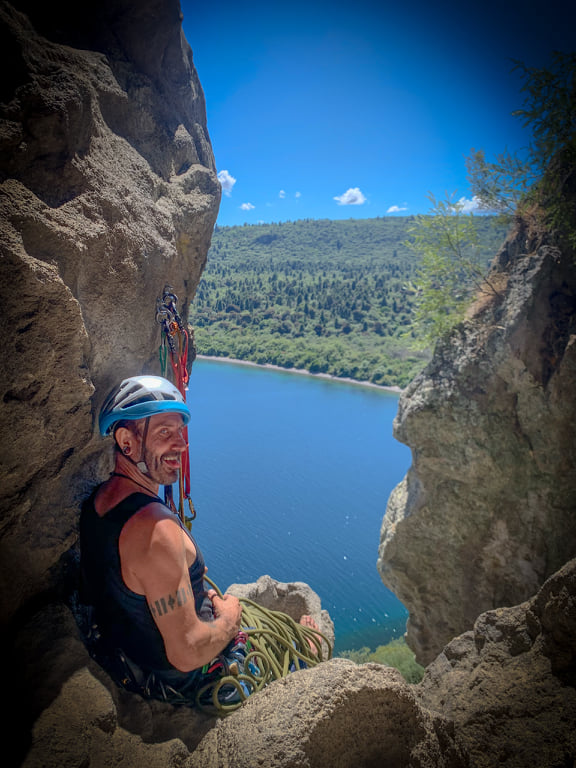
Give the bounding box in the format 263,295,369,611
413,53,576,350
466,148,535,216
406,195,504,347
191,217,507,387
339,637,425,684
515,52,576,246
513,52,576,177
467,52,576,243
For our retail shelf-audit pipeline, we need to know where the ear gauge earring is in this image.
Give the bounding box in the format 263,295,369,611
123,446,131,455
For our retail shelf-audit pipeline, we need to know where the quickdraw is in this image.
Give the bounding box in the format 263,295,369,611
156,284,197,529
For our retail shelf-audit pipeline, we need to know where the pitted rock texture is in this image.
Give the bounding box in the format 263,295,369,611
378,229,576,664
0,0,220,623
417,557,576,768
189,659,468,768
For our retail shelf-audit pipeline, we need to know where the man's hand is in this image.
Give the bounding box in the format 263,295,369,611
209,592,243,635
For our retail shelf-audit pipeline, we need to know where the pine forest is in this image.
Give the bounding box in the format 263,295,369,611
189,216,508,388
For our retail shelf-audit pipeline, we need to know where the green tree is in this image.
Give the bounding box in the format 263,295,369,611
407,194,501,346
467,52,576,238
191,216,505,387
410,52,575,348
339,637,425,683
466,148,535,216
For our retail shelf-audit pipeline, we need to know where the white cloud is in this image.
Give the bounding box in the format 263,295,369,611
455,195,482,213
333,187,366,206
218,169,236,197
295,191,301,198
279,189,286,199
387,204,408,213
240,202,255,211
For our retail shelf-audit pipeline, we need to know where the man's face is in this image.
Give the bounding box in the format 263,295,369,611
139,413,187,486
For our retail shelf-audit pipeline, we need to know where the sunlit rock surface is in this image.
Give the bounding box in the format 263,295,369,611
378,225,576,665
189,659,467,768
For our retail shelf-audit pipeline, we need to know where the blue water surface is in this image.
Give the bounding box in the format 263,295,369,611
186,359,411,653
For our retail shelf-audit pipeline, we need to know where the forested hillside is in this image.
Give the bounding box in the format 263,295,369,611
190,217,508,387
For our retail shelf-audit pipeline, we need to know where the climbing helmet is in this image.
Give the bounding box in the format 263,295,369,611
99,375,190,436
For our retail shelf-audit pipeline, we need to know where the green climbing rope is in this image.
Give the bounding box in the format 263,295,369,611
196,576,333,715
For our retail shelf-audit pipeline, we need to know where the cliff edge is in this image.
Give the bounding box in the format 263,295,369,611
378,216,576,665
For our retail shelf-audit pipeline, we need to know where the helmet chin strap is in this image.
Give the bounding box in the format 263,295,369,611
136,416,151,475
118,417,151,475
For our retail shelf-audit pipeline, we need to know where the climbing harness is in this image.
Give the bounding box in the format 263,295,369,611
84,575,333,717
156,284,196,528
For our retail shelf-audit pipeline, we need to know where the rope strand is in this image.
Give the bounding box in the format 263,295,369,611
198,576,333,715
156,284,196,528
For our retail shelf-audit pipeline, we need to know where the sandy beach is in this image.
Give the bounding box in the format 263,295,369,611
195,354,404,393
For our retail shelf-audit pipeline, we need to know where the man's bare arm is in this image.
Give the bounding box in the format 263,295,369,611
120,507,242,672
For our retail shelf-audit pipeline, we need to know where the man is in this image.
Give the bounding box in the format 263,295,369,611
80,374,320,708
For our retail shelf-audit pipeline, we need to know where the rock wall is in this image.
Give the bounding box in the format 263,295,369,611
418,557,576,768
0,0,220,624
12,577,337,768
2,1,575,765
378,222,576,664
191,554,576,768
188,660,467,768
12,563,576,768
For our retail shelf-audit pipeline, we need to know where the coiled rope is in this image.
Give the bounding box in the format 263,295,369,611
196,576,333,715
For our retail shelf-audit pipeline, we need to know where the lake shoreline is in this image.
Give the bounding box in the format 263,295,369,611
194,354,404,393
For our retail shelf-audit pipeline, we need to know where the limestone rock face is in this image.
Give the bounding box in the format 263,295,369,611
378,230,576,664
0,0,220,623
417,557,576,768
189,659,467,768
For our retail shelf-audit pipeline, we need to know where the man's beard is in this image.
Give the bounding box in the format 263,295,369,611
143,449,180,486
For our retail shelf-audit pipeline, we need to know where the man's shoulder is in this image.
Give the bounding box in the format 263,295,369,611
120,503,188,573
121,500,183,542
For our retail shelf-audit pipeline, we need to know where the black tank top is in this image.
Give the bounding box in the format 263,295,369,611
80,490,213,673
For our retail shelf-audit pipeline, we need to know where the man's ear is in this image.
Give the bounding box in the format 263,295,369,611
115,425,140,456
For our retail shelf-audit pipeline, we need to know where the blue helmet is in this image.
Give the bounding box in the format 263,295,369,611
99,375,190,436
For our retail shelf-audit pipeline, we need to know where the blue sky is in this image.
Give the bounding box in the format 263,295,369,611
181,0,574,227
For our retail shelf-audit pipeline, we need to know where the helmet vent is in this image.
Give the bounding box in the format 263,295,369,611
119,393,156,409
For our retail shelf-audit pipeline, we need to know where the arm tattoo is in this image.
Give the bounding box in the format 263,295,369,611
149,584,194,618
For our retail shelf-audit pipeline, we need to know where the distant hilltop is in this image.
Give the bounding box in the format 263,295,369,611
191,216,509,388
211,215,506,260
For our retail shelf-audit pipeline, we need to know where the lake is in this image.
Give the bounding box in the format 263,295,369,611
186,358,411,653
